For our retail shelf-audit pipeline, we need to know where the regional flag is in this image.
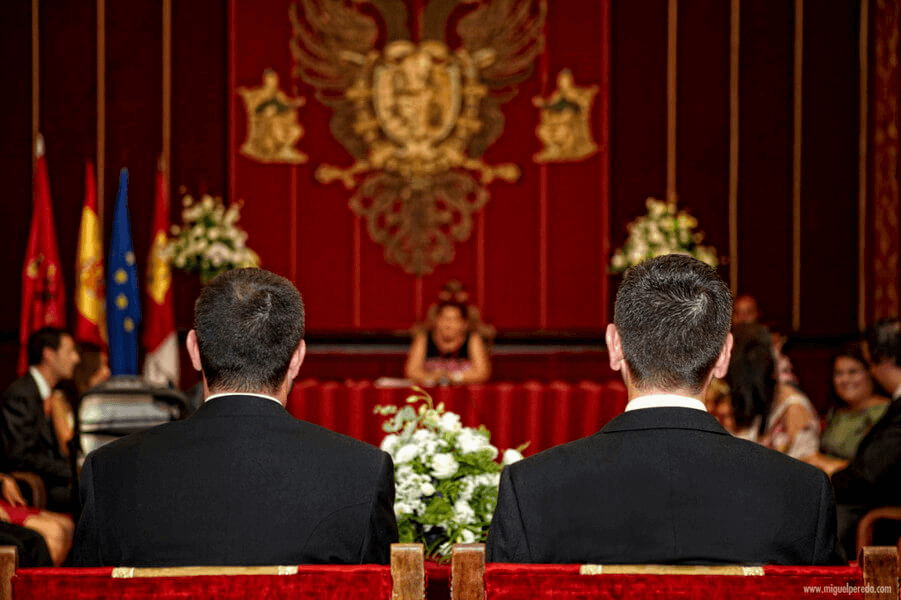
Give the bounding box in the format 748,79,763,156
18,135,66,374
142,162,179,386
106,168,141,375
74,160,107,350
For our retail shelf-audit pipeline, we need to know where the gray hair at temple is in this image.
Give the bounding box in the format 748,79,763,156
614,254,733,394
193,268,305,394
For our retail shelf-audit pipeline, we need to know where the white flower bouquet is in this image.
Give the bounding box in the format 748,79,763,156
610,197,718,273
376,388,525,560
167,194,260,283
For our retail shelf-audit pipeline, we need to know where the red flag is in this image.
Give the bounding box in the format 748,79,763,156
19,135,66,374
142,161,179,386
74,160,107,350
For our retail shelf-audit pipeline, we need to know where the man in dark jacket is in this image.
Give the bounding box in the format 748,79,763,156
487,255,839,565
72,268,398,566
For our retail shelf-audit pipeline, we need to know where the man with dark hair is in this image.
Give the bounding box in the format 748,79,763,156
487,254,838,565
72,268,398,566
831,318,901,560
0,327,79,511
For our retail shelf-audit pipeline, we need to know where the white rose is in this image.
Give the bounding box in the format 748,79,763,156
502,449,523,465
438,412,461,432
395,444,419,464
380,434,399,454
457,429,488,455
431,453,458,479
454,499,476,524
420,482,436,496
460,529,476,544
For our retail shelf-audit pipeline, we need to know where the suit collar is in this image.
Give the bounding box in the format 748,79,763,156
189,394,290,419
600,406,730,436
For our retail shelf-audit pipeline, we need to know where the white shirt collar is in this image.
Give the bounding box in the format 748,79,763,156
28,367,51,401
893,384,901,402
205,392,283,406
625,393,707,413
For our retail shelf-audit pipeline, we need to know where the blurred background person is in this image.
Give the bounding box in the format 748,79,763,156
704,378,736,433
732,294,760,325
405,281,492,386
51,343,111,458
803,344,889,475
727,323,819,459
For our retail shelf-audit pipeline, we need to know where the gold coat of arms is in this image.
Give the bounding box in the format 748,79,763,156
290,0,546,275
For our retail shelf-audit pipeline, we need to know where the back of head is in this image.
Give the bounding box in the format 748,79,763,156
194,268,305,394
27,327,66,366
867,318,901,366
726,323,776,433
614,254,732,394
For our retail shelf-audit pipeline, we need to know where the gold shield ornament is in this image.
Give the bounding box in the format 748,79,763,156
238,69,308,165
533,69,600,163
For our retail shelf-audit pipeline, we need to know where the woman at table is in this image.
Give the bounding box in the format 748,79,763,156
728,323,820,459
405,282,492,386
802,343,890,475
0,473,73,566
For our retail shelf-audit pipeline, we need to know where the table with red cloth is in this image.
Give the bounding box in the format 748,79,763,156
286,379,628,456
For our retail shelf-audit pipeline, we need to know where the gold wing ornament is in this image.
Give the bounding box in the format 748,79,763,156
290,0,546,275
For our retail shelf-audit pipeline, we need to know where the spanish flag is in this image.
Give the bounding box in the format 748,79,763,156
74,160,107,350
142,161,179,386
18,135,66,374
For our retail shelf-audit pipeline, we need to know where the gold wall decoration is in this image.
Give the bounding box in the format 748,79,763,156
290,0,546,275
237,69,308,164
533,70,599,163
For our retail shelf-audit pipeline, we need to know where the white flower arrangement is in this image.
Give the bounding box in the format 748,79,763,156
375,388,525,560
610,198,718,273
167,194,260,283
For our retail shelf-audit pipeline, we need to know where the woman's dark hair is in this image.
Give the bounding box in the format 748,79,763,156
435,300,469,321
726,323,776,436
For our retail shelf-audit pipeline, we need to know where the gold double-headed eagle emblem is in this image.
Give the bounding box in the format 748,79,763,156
288,0,546,275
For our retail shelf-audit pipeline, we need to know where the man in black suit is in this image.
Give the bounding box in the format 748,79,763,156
72,268,398,567
0,327,80,511
832,318,901,560
487,255,838,565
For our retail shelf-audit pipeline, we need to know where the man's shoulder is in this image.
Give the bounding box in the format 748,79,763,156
1,374,37,400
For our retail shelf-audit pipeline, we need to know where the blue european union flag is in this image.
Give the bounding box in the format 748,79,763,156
106,169,142,375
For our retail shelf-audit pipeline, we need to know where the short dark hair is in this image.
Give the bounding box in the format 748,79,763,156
194,268,305,393
727,323,776,435
866,318,901,366
27,327,67,366
614,254,732,393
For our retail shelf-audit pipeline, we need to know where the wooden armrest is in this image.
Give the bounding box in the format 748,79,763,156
391,543,425,600
0,545,16,600
856,506,901,556
860,546,899,600
452,543,485,600
9,473,46,509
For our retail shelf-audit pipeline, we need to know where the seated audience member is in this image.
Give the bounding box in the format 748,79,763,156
732,293,760,325
832,319,901,561
803,344,889,474
405,281,492,386
72,268,398,567
0,473,72,565
728,323,819,459
0,328,79,511
487,255,838,565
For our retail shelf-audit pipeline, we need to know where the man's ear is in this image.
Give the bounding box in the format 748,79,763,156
606,324,625,372
286,340,306,382
186,330,203,372
711,333,734,379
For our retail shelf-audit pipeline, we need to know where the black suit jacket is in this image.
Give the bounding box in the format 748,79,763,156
0,373,70,481
72,395,398,567
832,396,901,508
487,407,838,565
